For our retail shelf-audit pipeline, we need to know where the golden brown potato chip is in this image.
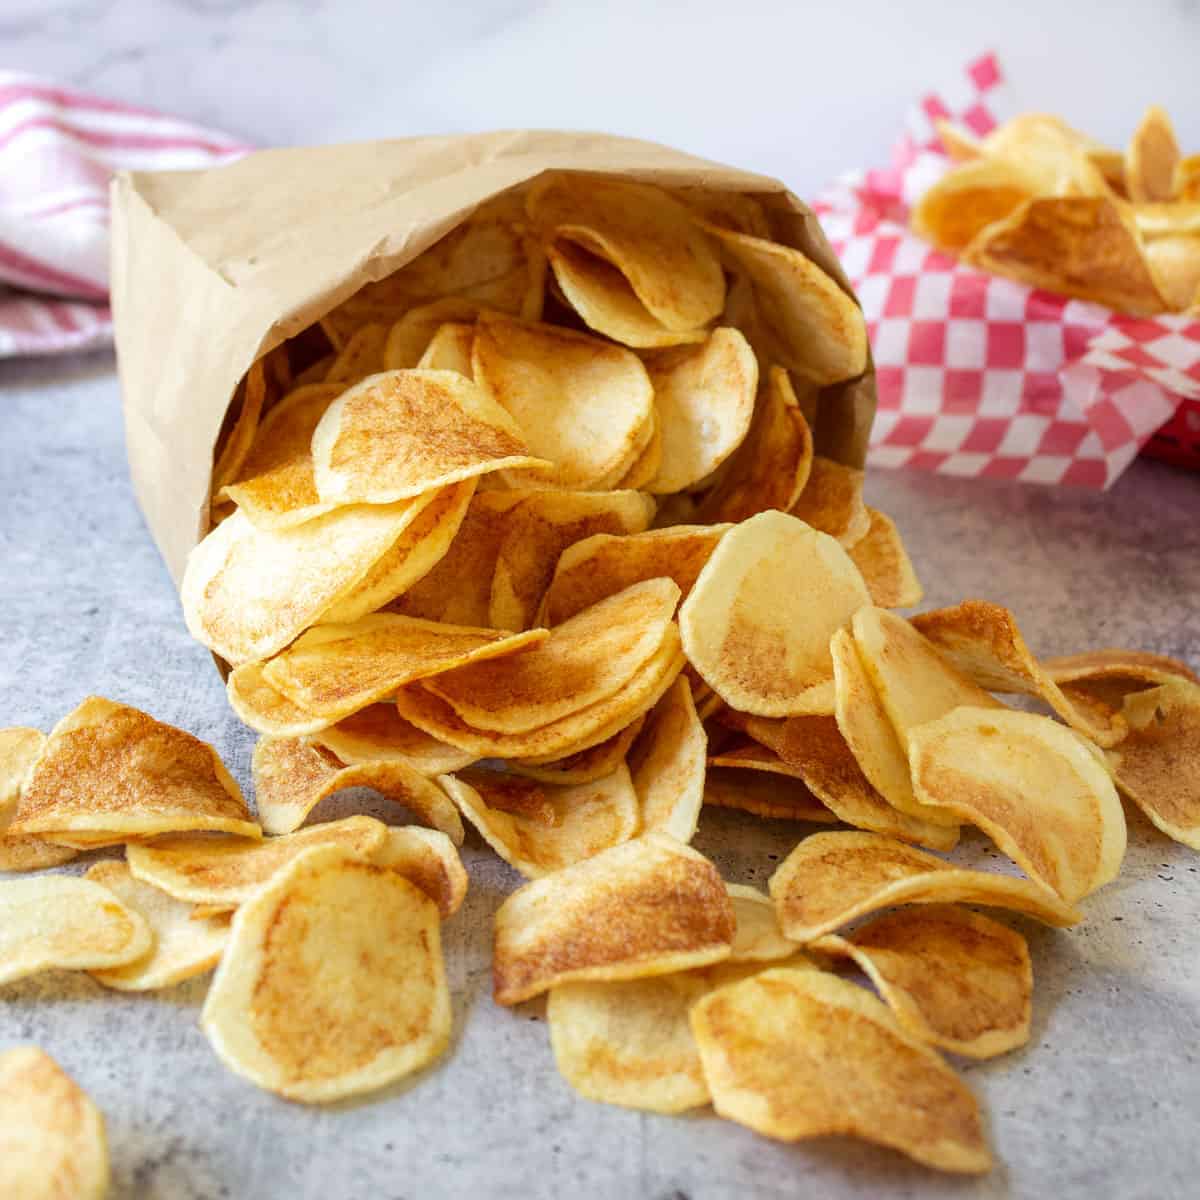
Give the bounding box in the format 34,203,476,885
372,825,468,918
0,727,76,871
212,359,267,494
0,873,151,984
0,1047,109,1200
693,365,813,525
909,707,1125,903
846,508,923,607
1130,203,1200,239
911,157,1038,254
703,759,836,824
324,322,388,384
911,600,1126,747
1042,648,1199,688
700,224,868,384
85,861,230,991
963,196,1169,314
202,844,450,1102
1176,154,1200,201
690,967,992,1173
726,884,795,962
1107,682,1200,849
1127,105,1180,203
628,676,706,843
251,736,464,842
428,579,676,735
979,113,1100,192
472,314,655,490
680,510,870,716
814,905,1032,1058
309,704,475,775
769,831,1080,942
508,717,644,785
226,662,332,738
127,814,387,906
1145,235,1200,310
417,321,476,374
8,697,258,844
312,369,546,504
383,298,488,369
790,456,871,547
614,408,663,489
440,765,638,878
934,118,982,162
493,833,734,1005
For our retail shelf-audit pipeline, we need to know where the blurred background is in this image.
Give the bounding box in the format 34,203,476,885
9,0,1199,199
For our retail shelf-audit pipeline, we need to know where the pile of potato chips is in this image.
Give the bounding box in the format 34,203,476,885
3,171,1199,1189
915,106,1200,313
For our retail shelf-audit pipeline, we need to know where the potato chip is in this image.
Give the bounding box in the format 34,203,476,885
427,579,676,735
312,370,547,504
492,832,734,1005
846,508,923,607
8,697,259,844
324,322,388,384
911,158,1038,254
417,321,475,374
0,873,151,984
963,195,1168,314
0,1047,109,1200
488,489,656,631
126,814,388,907
789,456,870,548
693,366,813,525
372,825,468,918
1042,648,1199,688
934,118,982,162
701,224,868,384
309,704,475,775
909,707,1125,903
814,905,1032,1058
530,174,725,334
769,831,1080,942
678,187,772,238
680,511,870,716
702,764,835,823
202,844,450,1102
183,498,437,665
440,765,638,879
1127,105,1180,203
614,409,663,490
622,677,702,843
979,112,1100,192
1145,235,1200,310
212,359,267,494
471,314,655,490
852,607,1002,742
251,736,464,842
226,662,333,738
0,837,78,872
0,724,46,826
85,861,230,991
509,716,644,785
1176,154,1200,201
383,298,487,369
1129,203,1200,239
726,884,795,962
1107,682,1200,849
690,966,992,1173
540,525,728,626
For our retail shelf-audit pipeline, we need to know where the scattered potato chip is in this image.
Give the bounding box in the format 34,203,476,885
789,456,870,547
202,844,450,1102
629,677,706,843
126,815,388,907
0,727,77,871
979,112,1103,193
769,831,1080,942
0,837,78,872
704,750,836,823
0,873,151,984
251,736,464,842
1145,235,1200,310
846,509,923,607
440,765,638,878
680,511,870,716
726,884,795,962
417,321,475,374
1042,648,1199,688
492,832,735,1005
226,662,333,738
212,359,267,494
1176,154,1200,201
309,705,475,775
85,861,230,991
323,322,388,384
690,967,992,1173
911,157,1038,254
1127,105,1180,203
0,1047,109,1200
372,825,468,918
383,298,488,369
508,717,644,785
8,697,259,844
814,905,1032,1058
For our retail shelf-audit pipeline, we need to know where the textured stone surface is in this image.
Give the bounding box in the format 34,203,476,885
1,349,1198,1198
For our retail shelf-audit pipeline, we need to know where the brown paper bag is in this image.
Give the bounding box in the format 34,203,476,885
111,131,875,586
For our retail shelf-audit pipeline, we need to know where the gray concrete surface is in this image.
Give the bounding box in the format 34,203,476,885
1,349,1198,1200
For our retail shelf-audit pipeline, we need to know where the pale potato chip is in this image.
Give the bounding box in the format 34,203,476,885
614,407,663,489
251,736,464,842
934,118,982,162
813,904,1032,1059
417,321,475,374
182,499,436,665
312,370,547,504
629,676,706,844
690,966,992,1173
980,112,1101,192
383,298,488,369
677,187,772,238
473,317,654,489
202,844,450,1102
540,525,728,626
726,884,794,962
703,758,836,824
909,707,1125,903
212,359,267,494
0,873,151,984
492,832,735,1005
0,728,75,871
1145,235,1200,310
847,508,923,607
440,765,638,878
700,224,868,384
0,1047,109,1200
372,825,468,918
680,510,870,716
0,837,78,872
790,456,871,547
309,705,475,776
911,157,1038,254
323,322,388,384
85,861,230,991
1042,648,1199,688
911,600,1126,747
1127,105,1180,203
8,697,259,844
427,579,677,735
226,662,332,738
508,716,644,785
769,831,1080,942
127,815,388,906
693,365,813,525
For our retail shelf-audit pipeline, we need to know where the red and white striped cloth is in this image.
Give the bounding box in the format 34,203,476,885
0,72,246,357
813,53,1200,486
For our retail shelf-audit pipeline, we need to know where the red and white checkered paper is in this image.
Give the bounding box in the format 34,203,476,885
812,53,1200,487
